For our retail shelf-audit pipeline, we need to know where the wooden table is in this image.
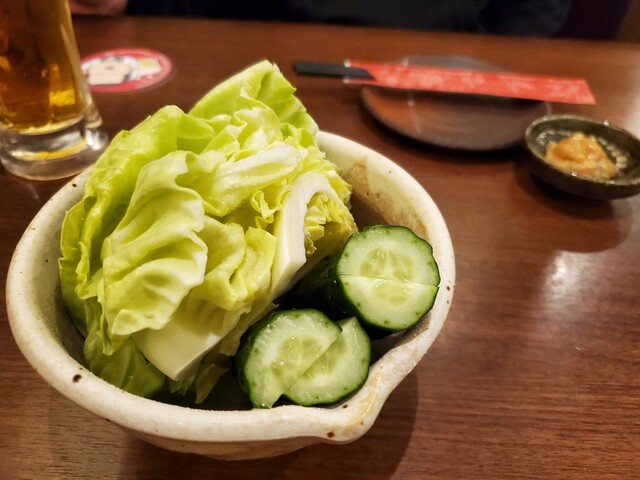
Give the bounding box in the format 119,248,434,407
2,16,639,479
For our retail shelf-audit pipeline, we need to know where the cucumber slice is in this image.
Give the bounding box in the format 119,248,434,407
288,225,440,332
340,278,439,331
235,309,341,408
337,225,440,286
285,316,371,406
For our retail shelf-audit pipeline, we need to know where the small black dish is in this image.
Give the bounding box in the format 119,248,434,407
524,114,640,199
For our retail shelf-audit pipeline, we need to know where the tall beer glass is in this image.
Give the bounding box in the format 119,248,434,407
0,0,107,180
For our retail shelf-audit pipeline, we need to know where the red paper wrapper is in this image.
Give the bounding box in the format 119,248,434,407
345,60,595,105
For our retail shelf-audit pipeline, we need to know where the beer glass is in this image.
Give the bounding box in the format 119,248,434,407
0,0,108,180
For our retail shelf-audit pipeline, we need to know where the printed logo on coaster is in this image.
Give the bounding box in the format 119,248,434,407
82,48,173,93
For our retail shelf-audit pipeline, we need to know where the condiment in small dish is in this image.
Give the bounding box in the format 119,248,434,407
524,114,640,199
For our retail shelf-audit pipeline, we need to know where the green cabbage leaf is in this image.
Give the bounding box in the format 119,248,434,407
59,60,357,401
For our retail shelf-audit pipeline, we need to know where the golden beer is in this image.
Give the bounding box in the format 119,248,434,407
0,0,106,180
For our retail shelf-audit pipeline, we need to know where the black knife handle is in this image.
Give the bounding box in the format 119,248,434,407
292,61,375,79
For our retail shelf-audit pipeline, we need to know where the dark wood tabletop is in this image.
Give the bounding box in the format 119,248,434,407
1,15,639,479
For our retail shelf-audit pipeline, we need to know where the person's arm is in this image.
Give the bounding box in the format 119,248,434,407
69,0,128,15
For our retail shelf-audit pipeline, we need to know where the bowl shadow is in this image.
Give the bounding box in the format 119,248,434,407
115,370,419,479
512,159,634,252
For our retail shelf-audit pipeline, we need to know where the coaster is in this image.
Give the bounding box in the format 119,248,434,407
82,48,173,93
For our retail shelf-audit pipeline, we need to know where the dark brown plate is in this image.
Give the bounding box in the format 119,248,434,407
361,55,550,151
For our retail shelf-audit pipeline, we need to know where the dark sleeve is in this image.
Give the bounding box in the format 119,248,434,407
124,0,168,15
124,0,235,17
477,0,573,36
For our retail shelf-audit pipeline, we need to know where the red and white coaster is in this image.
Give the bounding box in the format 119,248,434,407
82,48,173,93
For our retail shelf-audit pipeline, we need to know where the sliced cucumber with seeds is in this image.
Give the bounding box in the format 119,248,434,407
288,225,440,333
284,316,371,406
235,309,341,408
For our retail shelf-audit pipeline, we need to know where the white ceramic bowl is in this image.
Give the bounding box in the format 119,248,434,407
6,132,455,460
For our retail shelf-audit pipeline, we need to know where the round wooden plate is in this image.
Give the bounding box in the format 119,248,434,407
361,55,551,151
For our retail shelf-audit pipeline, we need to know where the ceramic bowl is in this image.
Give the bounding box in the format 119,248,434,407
6,132,455,460
524,114,640,199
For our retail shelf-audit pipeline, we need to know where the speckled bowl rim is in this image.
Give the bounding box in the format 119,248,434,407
6,131,455,457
